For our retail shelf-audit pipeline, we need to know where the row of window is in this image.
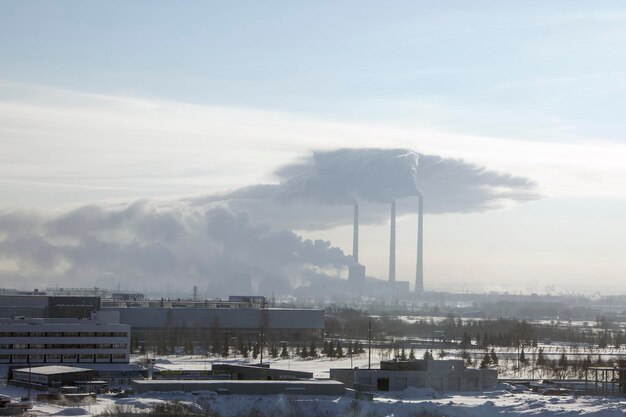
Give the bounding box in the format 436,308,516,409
1,343,128,349
0,353,127,363
0,332,128,338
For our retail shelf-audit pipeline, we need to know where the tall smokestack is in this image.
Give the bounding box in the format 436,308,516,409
389,201,396,282
353,204,359,263
415,194,424,294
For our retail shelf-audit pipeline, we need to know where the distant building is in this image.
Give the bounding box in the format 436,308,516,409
10,365,95,390
107,306,324,345
131,379,345,395
212,363,313,380
110,293,145,301
0,311,130,365
330,359,497,392
0,293,324,347
0,295,100,319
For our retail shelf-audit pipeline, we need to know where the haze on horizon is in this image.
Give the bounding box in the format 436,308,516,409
1,1,626,295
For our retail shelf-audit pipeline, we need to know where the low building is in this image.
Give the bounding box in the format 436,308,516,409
131,379,345,396
106,306,324,345
10,365,95,390
0,311,130,365
212,363,313,380
330,359,497,392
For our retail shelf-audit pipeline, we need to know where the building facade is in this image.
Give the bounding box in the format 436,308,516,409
106,307,324,346
331,360,497,392
0,312,130,365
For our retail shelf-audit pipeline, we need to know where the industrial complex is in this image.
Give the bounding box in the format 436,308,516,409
331,359,497,392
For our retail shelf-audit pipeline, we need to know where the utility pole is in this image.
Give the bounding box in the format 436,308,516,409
259,298,267,365
350,339,353,369
368,320,372,370
27,356,31,400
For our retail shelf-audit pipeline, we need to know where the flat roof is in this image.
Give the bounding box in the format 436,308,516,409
588,367,626,371
13,365,93,375
132,379,340,385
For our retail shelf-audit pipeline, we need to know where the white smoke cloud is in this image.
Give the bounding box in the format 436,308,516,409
0,147,539,293
0,202,354,295
192,148,539,229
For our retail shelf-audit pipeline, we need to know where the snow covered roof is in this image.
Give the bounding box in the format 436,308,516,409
12,365,92,375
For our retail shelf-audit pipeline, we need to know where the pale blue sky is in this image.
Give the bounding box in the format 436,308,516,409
3,1,626,139
1,1,626,293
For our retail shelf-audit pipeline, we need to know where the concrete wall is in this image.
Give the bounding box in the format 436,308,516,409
330,367,498,392
114,307,324,342
212,364,312,380
112,308,323,330
131,379,345,396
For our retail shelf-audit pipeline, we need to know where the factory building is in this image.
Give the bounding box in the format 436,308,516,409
131,379,345,396
0,294,100,319
330,359,497,392
0,294,324,347
10,365,96,390
107,306,324,345
0,311,130,365
212,363,313,380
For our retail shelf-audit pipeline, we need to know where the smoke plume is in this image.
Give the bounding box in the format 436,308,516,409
193,148,539,229
0,202,354,295
0,148,540,293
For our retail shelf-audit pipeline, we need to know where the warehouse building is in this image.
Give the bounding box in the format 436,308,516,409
105,304,324,346
330,359,497,392
212,363,313,380
10,365,95,390
131,379,345,396
0,293,324,347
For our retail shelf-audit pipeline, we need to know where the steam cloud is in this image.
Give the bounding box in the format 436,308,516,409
0,202,353,295
194,148,539,229
0,148,539,293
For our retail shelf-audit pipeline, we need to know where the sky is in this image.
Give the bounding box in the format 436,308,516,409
1,1,626,295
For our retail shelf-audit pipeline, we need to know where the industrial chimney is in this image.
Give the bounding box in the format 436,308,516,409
415,194,424,294
353,204,359,263
389,201,396,282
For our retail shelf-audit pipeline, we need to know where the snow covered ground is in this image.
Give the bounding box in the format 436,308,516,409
1,383,625,417
1,354,625,416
